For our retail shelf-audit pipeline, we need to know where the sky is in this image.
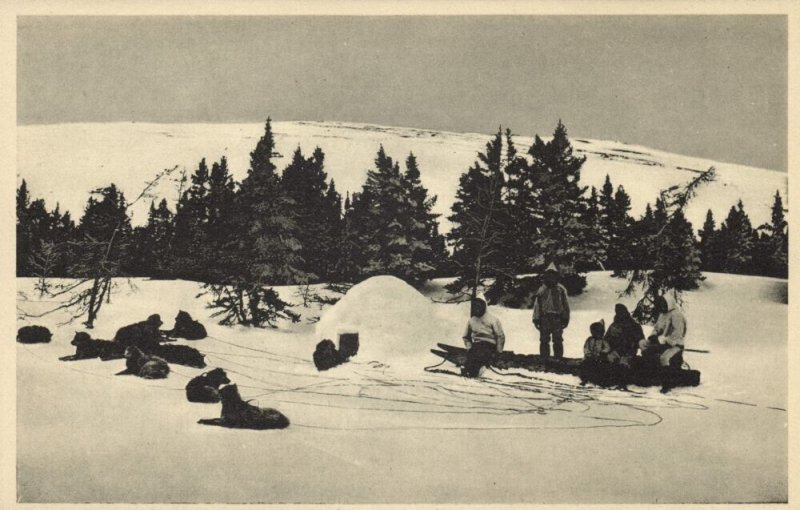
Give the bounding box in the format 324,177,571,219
17,15,787,171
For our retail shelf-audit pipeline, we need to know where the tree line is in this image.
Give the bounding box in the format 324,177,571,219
17,118,788,327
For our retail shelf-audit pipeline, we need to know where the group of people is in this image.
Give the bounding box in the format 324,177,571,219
460,263,688,378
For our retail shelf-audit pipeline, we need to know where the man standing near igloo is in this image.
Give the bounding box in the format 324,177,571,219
532,263,571,358
461,294,505,378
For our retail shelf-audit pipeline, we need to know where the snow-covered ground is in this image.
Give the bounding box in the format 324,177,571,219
17,121,787,230
16,272,787,503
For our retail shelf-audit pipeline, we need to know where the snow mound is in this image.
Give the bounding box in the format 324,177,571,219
316,275,442,362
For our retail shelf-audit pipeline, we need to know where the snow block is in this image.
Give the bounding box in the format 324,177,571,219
17,325,52,344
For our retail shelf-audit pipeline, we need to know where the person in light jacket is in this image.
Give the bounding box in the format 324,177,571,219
639,293,687,367
462,293,505,378
532,263,570,358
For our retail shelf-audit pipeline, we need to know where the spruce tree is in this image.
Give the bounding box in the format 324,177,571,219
171,158,212,279
281,146,341,282
524,121,602,288
610,185,634,274
620,167,716,322
130,199,174,277
16,180,32,276
446,130,510,298
698,209,719,272
717,200,756,274
69,184,132,327
765,190,788,278
206,119,302,327
400,151,445,284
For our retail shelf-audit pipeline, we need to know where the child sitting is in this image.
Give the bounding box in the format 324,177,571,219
583,320,611,360
581,319,627,390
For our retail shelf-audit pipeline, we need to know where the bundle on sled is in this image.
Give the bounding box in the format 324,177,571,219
430,343,700,389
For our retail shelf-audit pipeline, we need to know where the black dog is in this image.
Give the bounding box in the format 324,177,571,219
113,314,165,350
119,346,170,379
17,325,52,344
150,343,207,369
186,368,231,403
60,332,124,361
165,311,207,340
198,384,289,430
313,339,343,371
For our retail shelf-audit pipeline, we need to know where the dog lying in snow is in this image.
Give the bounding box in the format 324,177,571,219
198,384,289,429
60,332,124,361
151,343,206,369
185,368,230,403
118,345,170,379
165,311,207,340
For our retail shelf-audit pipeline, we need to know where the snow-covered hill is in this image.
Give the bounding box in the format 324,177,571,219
17,121,787,230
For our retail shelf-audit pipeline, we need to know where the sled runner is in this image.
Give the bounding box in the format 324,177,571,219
430,343,700,389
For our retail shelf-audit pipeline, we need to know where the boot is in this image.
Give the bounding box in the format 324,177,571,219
553,341,564,359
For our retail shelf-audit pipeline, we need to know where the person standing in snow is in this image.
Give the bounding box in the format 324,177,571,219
605,303,645,367
639,294,687,367
532,263,570,358
462,294,505,378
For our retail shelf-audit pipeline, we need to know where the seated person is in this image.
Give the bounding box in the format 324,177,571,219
462,294,505,378
605,304,645,367
639,294,687,367
583,320,611,361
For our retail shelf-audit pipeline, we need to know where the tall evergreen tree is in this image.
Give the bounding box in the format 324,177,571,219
609,184,634,273
620,168,716,322
698,209,719,272
171,158,213,279
754,190,788,278
281,146,341,282
400,151,446,283
717,200,756,274
130,199,174,277
206,119,302,327
446,130,510,298
69,184,132,327
16,180,32,276
524,121,602,286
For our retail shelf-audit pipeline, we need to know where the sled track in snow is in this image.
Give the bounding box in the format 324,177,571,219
20,336,784,432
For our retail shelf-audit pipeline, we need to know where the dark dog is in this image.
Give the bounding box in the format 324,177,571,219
198,384,289,429
119,345,170,379
17,325,52,344
186,368,231,403
60,332,124,361
165,311,207,340
313,339,343,371
150,343,207,369
113,314,165,350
